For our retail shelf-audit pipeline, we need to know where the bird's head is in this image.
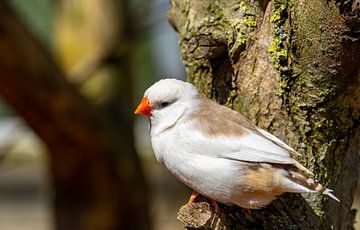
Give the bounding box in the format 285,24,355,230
135,78,200,122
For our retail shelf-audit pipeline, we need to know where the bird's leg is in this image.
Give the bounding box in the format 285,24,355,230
188,190,219,213
242,208,251,215
209,198,219,213
188,190,199,203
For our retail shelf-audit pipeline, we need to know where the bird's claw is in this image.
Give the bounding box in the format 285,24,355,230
188,190,200,203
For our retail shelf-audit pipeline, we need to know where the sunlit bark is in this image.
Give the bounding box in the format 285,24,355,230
170,0,360,228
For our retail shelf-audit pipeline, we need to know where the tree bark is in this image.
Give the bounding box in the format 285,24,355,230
169,0,360,229
0,1,150,229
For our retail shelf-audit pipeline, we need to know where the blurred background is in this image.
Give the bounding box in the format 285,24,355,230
0,0,189,229
0,0,359,229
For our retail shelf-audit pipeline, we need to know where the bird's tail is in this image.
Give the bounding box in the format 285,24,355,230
322,188,340,202
288,169,340,202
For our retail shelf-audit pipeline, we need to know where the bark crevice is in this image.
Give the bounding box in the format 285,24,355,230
170,0,360,229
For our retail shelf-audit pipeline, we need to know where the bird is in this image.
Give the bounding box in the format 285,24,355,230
134,78,339,209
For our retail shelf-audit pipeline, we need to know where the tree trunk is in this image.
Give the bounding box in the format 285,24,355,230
0,1,150,229
169,0,360,229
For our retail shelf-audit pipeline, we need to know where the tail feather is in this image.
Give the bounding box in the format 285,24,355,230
292,159,314,175
288,169,340,202
323,188,340,202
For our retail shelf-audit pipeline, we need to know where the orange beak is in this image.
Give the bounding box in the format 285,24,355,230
134,96,152,116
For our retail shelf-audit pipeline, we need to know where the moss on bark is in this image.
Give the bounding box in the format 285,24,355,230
169,0,360,229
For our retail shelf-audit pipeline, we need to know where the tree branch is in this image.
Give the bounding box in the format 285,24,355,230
169,0,360,228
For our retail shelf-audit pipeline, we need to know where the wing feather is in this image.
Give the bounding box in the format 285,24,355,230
183,97,301,165
255,128,301,156
217,131,295,164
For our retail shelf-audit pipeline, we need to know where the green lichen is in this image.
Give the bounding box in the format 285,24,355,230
268,0,288,70
204,4,224,26
268,0,291,98
232,95,251,116
229,1,260,57
244,15,257,27
274,79,287,96
183,2,262,98
270,2,286,23
226,90,237,108
185,57,213,97
268,37,288,69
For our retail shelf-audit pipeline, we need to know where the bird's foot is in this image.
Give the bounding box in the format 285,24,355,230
187,190,219,213
188,190,199,203
188,190,219,213
210,199,219,213
242,208,251,215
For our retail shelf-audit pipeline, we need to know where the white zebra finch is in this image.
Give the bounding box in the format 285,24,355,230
135,78,339,209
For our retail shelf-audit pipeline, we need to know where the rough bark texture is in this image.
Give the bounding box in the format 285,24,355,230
0,2,150,229
169,0,360,229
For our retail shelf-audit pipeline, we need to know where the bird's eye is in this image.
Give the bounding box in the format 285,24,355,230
160,101,170,108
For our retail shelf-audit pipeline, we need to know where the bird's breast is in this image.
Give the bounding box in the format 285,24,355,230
149,123,282,208
151,130,245,203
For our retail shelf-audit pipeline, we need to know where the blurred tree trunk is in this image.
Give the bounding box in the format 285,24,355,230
0,1,150,229
169,0,360,229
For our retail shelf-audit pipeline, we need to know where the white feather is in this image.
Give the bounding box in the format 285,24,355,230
256,128,301,156
139,78,339,208
180,119,295,165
